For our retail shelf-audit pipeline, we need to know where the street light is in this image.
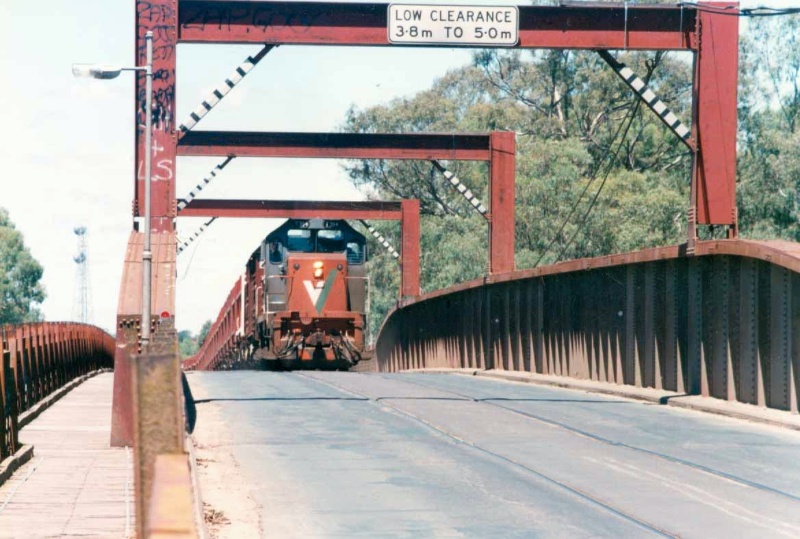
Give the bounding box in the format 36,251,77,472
73,30,154,348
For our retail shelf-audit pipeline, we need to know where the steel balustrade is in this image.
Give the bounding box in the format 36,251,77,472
0,322,114,460
375,240,800,414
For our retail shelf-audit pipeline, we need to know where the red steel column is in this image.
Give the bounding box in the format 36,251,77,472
135,0,177,233
693,3,739,230
489,131,516,274
400,199,420,298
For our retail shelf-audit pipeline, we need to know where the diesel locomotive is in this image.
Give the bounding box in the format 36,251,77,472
241,219,368,370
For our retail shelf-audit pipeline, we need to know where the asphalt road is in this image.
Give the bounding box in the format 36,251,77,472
186,371,800,538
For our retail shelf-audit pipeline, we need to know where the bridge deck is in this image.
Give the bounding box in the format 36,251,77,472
188,371,800,538
0,374,134,538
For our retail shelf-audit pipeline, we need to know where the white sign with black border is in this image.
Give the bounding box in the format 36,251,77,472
388,4,519,46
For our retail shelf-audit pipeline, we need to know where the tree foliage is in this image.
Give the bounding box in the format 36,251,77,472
0,208,46,324
178,319,212,358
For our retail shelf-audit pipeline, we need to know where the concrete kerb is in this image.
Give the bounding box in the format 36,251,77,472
402,368,800,431
0,445,34,487
18,368,112,429
185,434,208,539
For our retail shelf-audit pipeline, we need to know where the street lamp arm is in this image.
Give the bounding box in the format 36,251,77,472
71,30,155,348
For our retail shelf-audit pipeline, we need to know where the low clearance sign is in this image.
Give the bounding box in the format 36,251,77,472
388,4,519,46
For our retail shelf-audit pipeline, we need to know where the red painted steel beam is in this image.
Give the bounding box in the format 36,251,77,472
401,199,420,298
177,131,492,160
177,1,696,50
693,5,739,227
178,199,403,220
489,132,516,274
136,0,177,233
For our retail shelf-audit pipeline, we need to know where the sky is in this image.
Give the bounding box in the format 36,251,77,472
1,0,798,334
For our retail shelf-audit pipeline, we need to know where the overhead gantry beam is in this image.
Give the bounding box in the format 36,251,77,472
176,130,515,274
177,2,696,50
178,199,403,220
170,0,739,235
178,198,420,297
177,131,492,160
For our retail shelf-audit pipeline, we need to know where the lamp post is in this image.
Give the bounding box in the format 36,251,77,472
73,30,154,348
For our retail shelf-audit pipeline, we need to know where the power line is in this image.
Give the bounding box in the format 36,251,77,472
533,88,646,267
554,99,644,263
677,2,800,17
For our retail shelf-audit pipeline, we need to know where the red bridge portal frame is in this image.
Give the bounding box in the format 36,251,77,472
134,0,739,237
178,198,422,297
115,1,740,446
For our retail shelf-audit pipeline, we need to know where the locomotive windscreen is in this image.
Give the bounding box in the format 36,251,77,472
265,220,367,264
287,229,314,252
317,230,345,253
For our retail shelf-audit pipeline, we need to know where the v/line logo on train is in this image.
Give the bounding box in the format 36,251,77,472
239,219,369,371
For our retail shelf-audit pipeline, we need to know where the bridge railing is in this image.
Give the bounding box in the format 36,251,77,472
1,322,115,460
183,277,243,371
376,240,800,414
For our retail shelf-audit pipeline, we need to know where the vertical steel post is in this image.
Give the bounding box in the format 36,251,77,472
693,4,739,232
489,132,516,274
400,199,420,298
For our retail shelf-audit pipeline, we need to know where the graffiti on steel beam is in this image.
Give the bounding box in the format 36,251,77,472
136,0,176,135
180,5,322,35
135,0,177,223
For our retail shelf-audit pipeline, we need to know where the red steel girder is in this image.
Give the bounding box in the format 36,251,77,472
178,1,696,50
694,6,739,226
178,199,403,220
177,131,491,160
401,199,420,297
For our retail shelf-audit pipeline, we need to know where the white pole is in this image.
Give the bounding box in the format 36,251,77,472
141,30,153,348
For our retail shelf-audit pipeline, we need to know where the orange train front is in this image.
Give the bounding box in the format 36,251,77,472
245,219,368,370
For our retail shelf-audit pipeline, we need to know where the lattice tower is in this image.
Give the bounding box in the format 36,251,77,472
72,226,92,324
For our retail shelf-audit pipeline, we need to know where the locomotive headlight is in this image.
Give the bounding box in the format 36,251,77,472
313,261,324,279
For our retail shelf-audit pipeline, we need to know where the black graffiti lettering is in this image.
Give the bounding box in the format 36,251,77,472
180,5,320,35
228,7,252,31
152,69,172,83
149,24,174,43
137,0,175,24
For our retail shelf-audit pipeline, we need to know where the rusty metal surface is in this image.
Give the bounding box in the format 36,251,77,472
112,231,177,447
0,323,114,461
376,239,800,414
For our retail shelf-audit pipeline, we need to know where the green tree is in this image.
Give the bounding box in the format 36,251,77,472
737,15,800,240
197,319,212,346
0,208,46,324
178,329,199,358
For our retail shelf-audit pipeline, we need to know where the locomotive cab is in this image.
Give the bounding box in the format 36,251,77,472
255,219,367,369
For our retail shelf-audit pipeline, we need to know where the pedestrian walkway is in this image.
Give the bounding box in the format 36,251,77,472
0,373,134,538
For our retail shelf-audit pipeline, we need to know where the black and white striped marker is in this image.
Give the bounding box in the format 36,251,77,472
431,160,489,219
177,156,235,212
179,45,274,134
178,218,217,255
360,220,400,259
596,50,692,148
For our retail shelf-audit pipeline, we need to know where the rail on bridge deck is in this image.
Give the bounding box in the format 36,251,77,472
375,240,800,414
0,322,114,461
